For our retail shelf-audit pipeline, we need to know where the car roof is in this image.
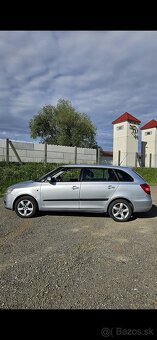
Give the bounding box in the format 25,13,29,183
61,164,132,170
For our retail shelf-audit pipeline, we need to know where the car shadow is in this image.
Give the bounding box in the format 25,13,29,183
38,211,106,218
37,204,157,220
130,204,157,221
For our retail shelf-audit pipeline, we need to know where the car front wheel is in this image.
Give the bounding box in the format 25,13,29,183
108,199,132,222
14,196,38,218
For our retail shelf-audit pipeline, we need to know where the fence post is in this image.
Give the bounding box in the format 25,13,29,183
141,141,147,167
149,153,152,168
8,140,22,164
74,146,77,164
97,147,100,164
44,142,47,163
6,138,9,163
118,150,121,166
135,152,138,167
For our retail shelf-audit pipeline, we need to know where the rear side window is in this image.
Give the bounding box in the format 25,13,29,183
115,169,134,182
82,168,118,182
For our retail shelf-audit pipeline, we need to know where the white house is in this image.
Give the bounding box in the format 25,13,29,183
141,119,157,168
112,112,141,167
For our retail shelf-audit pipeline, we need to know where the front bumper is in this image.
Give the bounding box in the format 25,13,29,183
3,193,15,210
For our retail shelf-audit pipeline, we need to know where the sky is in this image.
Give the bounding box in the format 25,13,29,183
1,30,157,151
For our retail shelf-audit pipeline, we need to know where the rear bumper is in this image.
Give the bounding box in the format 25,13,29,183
132,197,152,212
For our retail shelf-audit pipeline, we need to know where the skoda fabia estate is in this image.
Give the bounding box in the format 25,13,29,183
4,165,152,222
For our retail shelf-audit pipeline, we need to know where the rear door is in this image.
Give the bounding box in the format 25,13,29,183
80,167,119,211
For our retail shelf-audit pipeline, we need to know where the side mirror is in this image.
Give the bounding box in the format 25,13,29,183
47,176,56,183
47,176,52,182
51,177,56,183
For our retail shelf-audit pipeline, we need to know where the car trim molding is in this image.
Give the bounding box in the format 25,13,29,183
43,198,109,202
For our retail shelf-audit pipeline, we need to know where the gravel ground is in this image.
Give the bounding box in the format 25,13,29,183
0,187,157,309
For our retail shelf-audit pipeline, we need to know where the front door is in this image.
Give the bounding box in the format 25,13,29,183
40,167,81,210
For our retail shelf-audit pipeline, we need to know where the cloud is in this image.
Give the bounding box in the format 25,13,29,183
1,31,157,149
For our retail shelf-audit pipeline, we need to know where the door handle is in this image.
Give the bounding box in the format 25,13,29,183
72,185,79,190
108,185,115,189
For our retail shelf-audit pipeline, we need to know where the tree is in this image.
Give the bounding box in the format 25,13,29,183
29,99,97,148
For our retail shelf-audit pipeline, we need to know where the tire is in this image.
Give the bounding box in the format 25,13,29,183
14,195,38,218
108,199,132,222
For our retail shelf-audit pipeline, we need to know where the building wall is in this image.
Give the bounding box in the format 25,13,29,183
113,121,139,166
0,139,97,164
141,128,157,167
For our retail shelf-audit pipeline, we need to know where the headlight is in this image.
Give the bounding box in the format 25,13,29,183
5,187,14,194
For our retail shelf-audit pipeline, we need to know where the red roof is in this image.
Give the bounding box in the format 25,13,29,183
140,119,157,130
112,112,141,125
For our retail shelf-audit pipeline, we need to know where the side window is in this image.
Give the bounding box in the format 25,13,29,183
82,168,103,181
115,169,134,182
82,168,118,182
55,168,81,182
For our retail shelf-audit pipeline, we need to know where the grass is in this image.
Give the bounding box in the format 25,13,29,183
0,162,157,196
133,167,157,185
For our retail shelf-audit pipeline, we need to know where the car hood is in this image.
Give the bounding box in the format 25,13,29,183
9,180,38,190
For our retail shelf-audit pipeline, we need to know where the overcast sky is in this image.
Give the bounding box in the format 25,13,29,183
1,31,157,150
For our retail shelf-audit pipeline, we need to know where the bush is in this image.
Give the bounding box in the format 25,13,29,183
0,162,58,195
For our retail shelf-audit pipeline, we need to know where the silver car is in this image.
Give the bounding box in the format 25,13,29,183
4,164,152,222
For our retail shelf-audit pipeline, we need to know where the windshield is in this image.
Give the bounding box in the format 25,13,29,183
34,166,63,182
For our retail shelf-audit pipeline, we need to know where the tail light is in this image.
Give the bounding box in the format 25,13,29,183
140,183,151,195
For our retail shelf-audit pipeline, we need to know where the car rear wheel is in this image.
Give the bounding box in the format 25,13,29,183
108,199,132,222
14,196,38,218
